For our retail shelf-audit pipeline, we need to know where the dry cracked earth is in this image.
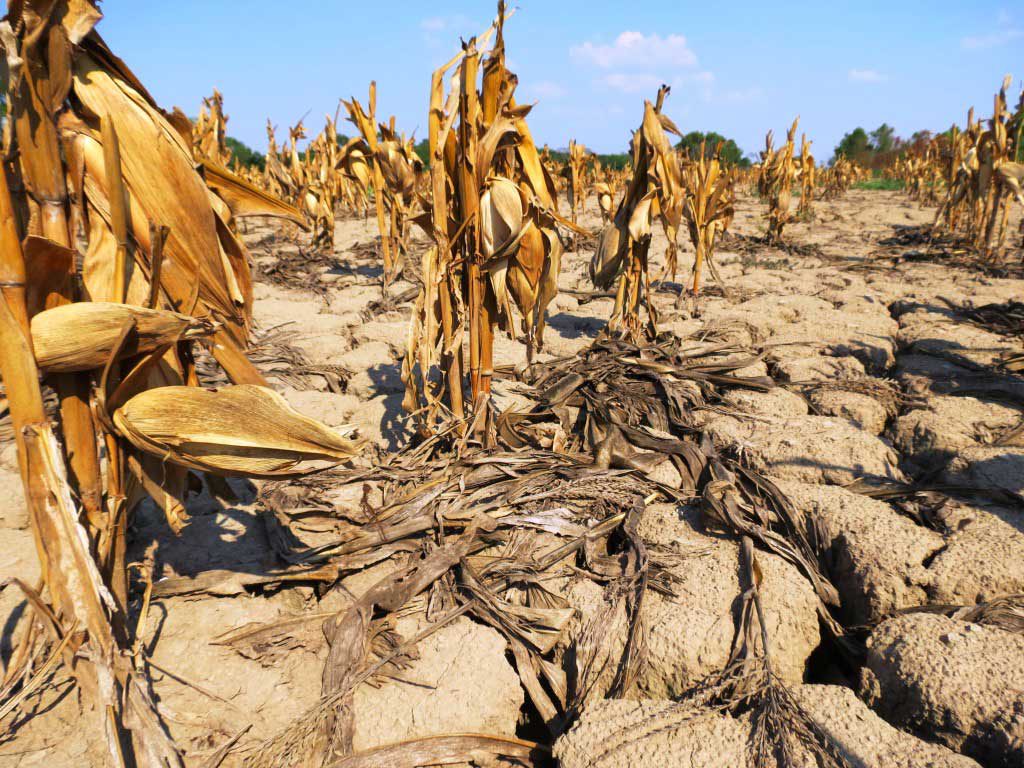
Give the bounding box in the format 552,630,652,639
2,189,1024,767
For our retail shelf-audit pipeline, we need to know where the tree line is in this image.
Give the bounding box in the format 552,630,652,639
221,129,754,172
833,124,946,169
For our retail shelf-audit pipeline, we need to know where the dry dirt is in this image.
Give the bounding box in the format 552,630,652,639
2,188,1023,767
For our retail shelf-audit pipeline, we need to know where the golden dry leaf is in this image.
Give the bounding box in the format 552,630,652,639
31,302,215,372
71,50,243,329
113,384,363,477
201,161,308,228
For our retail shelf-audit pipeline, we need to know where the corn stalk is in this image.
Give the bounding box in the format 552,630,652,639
193,88,232,166
563,139,587,243
682,141,736,297
342,85,425,286
0,5,362,762
590,86,683,340
796,133,815,219
929,77,1024,260
760,117,799,243
341,85,397,282
401,1,575,433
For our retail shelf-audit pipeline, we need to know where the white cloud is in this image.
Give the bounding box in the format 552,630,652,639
848,68,886,83
718,86,764,104
599,72,665,94
962,11,1021,49
571,31,698,70
525,80,568,100
961,28,1022,50
573,30,755,105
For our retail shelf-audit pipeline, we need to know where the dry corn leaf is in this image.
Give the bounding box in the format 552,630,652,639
201,161,307,228
113,384,363,477
71,47,245,331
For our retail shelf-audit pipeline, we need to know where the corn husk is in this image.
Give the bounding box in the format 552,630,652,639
591,222,626,289
113,384,363,477
31,302,215,372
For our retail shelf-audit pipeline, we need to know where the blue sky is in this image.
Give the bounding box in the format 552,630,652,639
96,1,1022,159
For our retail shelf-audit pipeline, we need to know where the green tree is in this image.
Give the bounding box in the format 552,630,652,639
833,127,871,161
225,136,265,171
677,130,750,167
596,153,631,170
413,138,430,166
870,123,896,154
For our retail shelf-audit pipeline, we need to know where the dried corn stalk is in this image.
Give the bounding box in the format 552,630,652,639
930,76,1024,259
796,133,815,219
260,117,338,247
263,119,292,200
760,117,799,243
189,91,306,229
594,180,614,222
342,84,425,284
302,117,341,248
563,139,588,235
0,4,363,762
193,88,232,166
336,135,372,216
819,155,862,201
590,86,683,340
402,1,576,431
681,141,735,296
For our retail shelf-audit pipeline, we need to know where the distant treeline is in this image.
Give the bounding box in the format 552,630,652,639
223,129,753,172
832,123,953,169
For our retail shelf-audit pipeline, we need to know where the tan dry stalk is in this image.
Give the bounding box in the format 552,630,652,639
0,162,182,767
341,91,424,284
760,117,800,243
681,141,736,296
193,89,233,167
4,7,106,527
563,140,588,240
402,2,574,431
796,133,815,219
928,77,1023,260
344,84,395,279
60,41,266,384
590,86,683,339
0,6,367,761
594,181,614,223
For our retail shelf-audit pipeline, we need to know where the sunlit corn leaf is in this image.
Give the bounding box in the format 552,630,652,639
113,384,364,477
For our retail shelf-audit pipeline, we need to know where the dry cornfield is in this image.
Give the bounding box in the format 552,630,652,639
1,4,1024,768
